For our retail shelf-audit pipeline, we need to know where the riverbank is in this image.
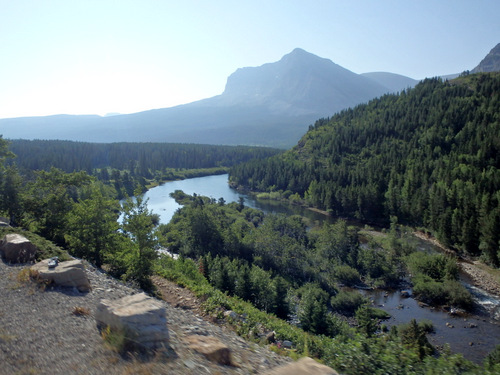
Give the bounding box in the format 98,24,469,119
413,231,500,299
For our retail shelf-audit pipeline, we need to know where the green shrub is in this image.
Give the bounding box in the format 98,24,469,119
334,265,361,286
412,274,447,305
407,252,458,282
331,290,367,316
442,280,473,309
412,275,473,309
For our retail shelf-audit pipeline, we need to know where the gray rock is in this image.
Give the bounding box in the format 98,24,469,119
95,292,169,349
282,340,293,349
0,234,37,263
31,258,91,292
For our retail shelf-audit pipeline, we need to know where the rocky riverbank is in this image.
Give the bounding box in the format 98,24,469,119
413,231,500,299
460,261,500,298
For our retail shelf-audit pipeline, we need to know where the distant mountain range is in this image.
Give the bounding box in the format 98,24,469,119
0,45,497,148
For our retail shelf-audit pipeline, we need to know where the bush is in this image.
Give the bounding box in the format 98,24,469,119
412,274,473,309
334,265,361,286
407,252,458,281
412,274,447,305
442,280,473,309
331,290,367,316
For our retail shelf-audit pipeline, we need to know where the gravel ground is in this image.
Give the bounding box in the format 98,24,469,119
0,259,291,375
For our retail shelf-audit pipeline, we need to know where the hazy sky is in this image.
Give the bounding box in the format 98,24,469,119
1,0,499,119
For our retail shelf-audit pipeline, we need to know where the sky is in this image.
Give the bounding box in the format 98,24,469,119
1,0,499,119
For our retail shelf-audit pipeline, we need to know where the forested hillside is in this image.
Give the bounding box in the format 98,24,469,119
230,73,500,265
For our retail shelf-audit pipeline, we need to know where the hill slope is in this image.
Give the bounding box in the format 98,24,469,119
0,259,291,374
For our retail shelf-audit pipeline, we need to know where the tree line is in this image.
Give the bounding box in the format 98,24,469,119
8,139,281,175
230,73,500,266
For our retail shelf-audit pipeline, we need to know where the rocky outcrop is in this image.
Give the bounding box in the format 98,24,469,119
95,292,169,349
264,356,339,375
31,258,91,292
185,335,233,365
472,43,500,73
0,233,37,263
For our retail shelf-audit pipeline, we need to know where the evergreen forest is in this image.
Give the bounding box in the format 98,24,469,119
230,73,500,266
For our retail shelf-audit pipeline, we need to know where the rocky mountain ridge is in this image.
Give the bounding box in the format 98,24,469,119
472,43,500,73
0,48,415,148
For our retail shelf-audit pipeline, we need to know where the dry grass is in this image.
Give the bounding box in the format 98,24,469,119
72,306,91,316
0,329,16,343
11,268,49,293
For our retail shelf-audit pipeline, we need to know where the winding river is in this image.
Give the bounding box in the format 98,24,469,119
143,174,500,363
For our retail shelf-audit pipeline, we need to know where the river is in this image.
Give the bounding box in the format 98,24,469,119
142,173,336,226
144,174,500,363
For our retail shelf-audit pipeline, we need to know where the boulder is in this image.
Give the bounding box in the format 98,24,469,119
265,330,276,343
185,335,232,365
95,293,169,349
31,258,90,292
264,357,338,375
282,340,293,349
0,234,37,263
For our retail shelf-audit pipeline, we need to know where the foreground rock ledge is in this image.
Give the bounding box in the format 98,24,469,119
95,292,169,349
31,258,90,292
264,356,338,375
0,233,37,263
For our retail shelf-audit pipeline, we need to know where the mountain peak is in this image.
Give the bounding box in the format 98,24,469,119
472,43,500,73
220,48,388,115
280,48,331,65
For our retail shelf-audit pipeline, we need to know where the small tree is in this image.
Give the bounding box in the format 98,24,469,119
355,305,377,337
121,193,159,291
273,276,290,320
298,284,329,335
65,183,120,268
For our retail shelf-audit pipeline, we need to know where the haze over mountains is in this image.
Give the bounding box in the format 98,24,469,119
1,45,497,148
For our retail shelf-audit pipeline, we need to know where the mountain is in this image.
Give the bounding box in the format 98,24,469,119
472,43,500,73
361,72,418,92
0,49,415,148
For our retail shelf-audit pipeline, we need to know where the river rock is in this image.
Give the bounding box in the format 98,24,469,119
31,258,90,292
95,292,169,349
264,357,339,375
0,234,37,263
185,335,233,365
400,290,410,298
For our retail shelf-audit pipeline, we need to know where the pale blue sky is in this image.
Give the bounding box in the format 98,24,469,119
1,0,499,118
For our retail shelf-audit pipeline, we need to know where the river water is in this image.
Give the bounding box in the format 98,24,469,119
144,174,500,363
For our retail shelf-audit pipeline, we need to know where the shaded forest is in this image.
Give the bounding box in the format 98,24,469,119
230,73,500,266
8,140,282,175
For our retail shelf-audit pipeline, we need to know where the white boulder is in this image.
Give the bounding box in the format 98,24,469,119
95,293,169,349
31,258,90,292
